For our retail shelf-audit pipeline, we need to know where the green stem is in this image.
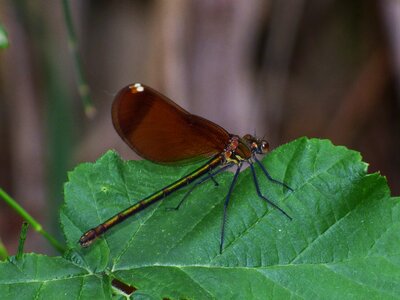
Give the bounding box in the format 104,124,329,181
16,222,29,260
0,238,8,260
0,188,65,254
61,0,96,118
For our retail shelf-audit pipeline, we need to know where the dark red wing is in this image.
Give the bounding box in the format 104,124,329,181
112,83,230,164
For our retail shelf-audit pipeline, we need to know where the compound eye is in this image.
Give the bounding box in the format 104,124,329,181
261,141,269,153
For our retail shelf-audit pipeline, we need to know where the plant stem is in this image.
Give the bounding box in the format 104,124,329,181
0,188,65,254
0,238,8,260
16,222,29,260
60,0,96,118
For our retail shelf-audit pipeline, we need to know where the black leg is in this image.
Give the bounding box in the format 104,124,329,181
210,174,219,186
249,162,292,220
220,163,242,254
254,156,293,191
167,163,233,211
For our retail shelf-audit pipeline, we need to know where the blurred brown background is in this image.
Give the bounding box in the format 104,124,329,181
0,0,399,255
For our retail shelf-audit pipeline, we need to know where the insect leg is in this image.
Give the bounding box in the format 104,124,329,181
253,156,293,191
249,162,292,220
167,163,234,211
219,163,242,254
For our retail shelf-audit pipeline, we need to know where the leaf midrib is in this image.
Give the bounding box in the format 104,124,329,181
114,254,399,271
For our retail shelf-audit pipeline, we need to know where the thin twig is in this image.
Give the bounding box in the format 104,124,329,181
0,188,66,254
0,238,8,260
16,222,29,260
61,0,96,118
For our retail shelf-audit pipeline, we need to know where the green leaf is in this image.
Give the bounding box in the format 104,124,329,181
58,137,400,298
0,253,111,299
0,23,9,49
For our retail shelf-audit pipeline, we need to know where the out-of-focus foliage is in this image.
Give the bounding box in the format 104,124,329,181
0,23,9,49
